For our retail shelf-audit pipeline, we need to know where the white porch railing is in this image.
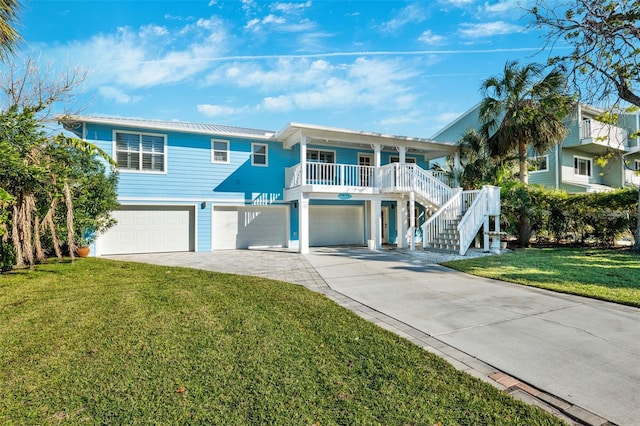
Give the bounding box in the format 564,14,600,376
285,163,377,188
378,163,455,206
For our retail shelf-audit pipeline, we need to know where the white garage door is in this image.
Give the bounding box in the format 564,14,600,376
212,206,287,250
98,205,195,255
310,205,364,246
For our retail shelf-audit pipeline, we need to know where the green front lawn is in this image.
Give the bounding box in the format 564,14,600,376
0,259,561,425
443,248,640,307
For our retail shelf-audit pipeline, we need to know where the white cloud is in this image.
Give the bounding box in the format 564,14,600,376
440,0,475,6
261,95,293,112
482,0,525,14
418,30,445,45
48,17,230,90
197,104,243,116
380,3,427,33
435,111,463,124
459,21,524,38
272,1,312,14
98,86,142,104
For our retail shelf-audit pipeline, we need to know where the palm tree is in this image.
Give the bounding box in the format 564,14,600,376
0,0,22,61
479,61,573,246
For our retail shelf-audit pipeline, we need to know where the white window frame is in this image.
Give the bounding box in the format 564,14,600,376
211,139,230,164
251,142,268,167
306,148,336,164
390,156,416,164
573,155,592,177
113,130,167,174
529,154,549,173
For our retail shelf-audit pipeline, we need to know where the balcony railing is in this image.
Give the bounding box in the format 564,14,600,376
580,119,629,151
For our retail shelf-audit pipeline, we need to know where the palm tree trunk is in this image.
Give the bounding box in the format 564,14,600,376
633,188,640,251
518,140,531,247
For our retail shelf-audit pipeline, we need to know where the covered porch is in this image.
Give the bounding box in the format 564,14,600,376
275,123,460,254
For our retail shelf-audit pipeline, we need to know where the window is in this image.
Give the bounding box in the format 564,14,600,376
252,143,268,166
306,149,335,163
115,131,166,172
634,160,640,171
529,155,548,173
211,139,230,163
574,156,592,177
390,156,416,164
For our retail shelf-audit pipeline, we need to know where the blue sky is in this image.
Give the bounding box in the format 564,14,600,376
14,0,557,138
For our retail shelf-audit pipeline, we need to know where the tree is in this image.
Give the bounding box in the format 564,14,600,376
0,60,117,269
448,129,514,190
529,0,640,250
0,0,22,61
479,61,573,246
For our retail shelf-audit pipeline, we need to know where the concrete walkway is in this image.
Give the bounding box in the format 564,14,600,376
108,247,640,426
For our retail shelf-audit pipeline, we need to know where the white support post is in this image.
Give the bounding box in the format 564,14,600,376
397,146,406,163
368,199,382,250
490,215,501,254
300,137,307,186
299,194,309,254
409,192,415,251
396,199,407,248
372,144,381,167
483,215,490,253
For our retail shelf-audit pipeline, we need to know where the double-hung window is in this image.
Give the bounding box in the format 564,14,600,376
212,139,230,163
115,131,166,172
574,156,592,177
252,143,268,166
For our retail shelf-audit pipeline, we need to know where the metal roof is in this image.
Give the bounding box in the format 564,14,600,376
57,115,276,139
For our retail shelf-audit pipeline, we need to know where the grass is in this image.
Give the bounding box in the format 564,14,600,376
0,259,563,425
443,248,640,307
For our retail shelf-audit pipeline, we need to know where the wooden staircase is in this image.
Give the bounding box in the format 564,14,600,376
422,215,462,252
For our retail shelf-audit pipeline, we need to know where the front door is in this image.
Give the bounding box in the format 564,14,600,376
358,154,373,187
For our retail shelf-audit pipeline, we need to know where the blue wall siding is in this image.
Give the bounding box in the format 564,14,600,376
86,123,298,203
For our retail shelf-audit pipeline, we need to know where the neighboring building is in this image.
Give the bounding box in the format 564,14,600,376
60,116,501,256
433,103,640,192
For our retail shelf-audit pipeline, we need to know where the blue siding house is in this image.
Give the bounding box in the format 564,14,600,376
60,116,501,256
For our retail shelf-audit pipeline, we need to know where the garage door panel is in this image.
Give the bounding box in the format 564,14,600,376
213,206,286,250
98,206,194,255
310,205,363,246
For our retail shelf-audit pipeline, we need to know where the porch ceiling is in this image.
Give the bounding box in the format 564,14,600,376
276,122,459,160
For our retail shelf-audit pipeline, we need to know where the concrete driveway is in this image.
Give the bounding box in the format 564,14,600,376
108,247,640,426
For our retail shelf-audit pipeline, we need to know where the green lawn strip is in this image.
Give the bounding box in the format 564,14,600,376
1,259,562,425
443,248,640,307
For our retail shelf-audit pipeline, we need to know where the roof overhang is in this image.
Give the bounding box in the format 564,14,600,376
276,122,459,160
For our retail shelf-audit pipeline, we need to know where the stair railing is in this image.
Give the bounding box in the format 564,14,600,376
379,163,455,206
456,187,489,255
421,187,463,248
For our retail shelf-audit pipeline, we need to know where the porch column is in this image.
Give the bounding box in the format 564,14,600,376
397,146,406,163
372,143,381,167
396,198,407,248
409,191,415,251
299,194,310,254
368,199,382,250
300,136,307,185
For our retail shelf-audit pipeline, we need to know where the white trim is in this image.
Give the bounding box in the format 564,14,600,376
389,156,416,163
573,155,593,177
529,154,549,173
112,129,168,174
211,138,230,164
116,196,289,204
251,142,268,167
634,159,640,171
